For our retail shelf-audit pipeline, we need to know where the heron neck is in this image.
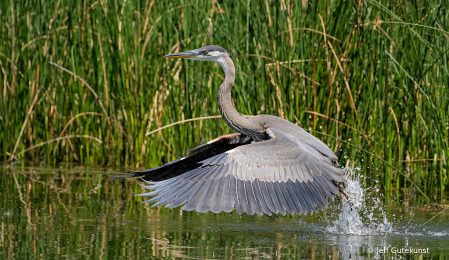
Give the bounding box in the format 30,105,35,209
216,56,259,137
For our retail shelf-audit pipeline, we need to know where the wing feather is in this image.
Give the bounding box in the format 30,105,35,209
259,180,277,213
147,181,186,205
313,175,334,199
262,165,270,182
164,182,198,208
246,181,262,215
241,180,253,215
180,182,208,211
207,176,225,213
222,175,235,212
273,166,281,183
234,178,244,214
163,192,188,208
266,181,284,215
299,181,319,212
252,179,271,215
309,180,328,209
273,182,292,214
280,167,289,182
285,180,306,215
133,127,346,215
295,182,315,214
235,161,243,180
278,182,297,215
196,179,220,213
300,164,313,182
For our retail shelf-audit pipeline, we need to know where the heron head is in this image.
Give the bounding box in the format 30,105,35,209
163,45,234,62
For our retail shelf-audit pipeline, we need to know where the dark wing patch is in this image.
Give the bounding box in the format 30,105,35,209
137,128,346,215
124,133,252,181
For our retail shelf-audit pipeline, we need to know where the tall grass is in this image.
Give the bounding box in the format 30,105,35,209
0,0,448,199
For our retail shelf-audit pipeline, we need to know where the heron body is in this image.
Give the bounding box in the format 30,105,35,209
128,45,347,216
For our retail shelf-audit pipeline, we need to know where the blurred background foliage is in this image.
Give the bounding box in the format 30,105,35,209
0,0,448,199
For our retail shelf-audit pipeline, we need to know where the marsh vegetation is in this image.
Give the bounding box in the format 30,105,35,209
0,0,448,200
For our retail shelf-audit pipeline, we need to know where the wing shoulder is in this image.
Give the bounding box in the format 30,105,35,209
255,114,339,161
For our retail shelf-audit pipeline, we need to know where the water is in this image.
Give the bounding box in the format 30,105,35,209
1,164,448,259
326,171,394,235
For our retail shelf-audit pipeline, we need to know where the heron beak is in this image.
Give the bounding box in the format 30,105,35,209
163,50,200,59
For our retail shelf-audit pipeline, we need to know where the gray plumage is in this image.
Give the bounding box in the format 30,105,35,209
124,45,347,215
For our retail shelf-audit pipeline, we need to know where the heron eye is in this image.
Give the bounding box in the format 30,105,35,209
203,50,208,54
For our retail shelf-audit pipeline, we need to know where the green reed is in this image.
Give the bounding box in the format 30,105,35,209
0,0,448,199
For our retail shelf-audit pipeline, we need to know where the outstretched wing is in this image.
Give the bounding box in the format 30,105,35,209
137,128,345,216
125,133,252,181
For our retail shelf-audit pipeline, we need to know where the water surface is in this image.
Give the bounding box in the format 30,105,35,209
1,164,448,259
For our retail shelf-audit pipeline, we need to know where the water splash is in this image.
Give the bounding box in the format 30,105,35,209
322,169,449,238
326,169,393,235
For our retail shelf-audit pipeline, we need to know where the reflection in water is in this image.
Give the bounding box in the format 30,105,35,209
0,164,448,259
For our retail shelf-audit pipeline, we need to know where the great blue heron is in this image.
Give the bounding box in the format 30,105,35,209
125,45,347,216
